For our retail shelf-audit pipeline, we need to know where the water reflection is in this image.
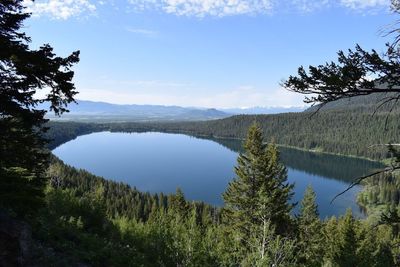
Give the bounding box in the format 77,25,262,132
205,136,384,183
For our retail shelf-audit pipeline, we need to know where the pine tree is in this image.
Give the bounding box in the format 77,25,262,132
297,185,323,266
223,123,294,262
334,209,359,266
169,187,189,218
0,0,79,216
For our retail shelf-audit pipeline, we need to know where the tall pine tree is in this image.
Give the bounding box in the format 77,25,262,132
0,0,79,216
223,123,294,262
297,185,323,267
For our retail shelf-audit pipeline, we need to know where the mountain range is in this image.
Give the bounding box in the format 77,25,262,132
42,92,396,123
43,100,305,122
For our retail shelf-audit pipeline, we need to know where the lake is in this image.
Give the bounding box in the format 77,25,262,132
53,131,384,218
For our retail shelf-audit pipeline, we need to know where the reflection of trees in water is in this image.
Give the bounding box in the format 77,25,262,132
198,136,384,184
278,147,384,183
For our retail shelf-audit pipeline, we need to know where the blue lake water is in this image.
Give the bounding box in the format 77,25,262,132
53,131,384,218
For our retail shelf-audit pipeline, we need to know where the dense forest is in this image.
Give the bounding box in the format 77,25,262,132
358,172,400,220
27,127,400,266
8,121,391,266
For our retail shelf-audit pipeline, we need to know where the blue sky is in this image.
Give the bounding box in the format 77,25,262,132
24,0,396,108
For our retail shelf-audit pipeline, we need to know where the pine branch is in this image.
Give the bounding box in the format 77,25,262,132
331,165,400,204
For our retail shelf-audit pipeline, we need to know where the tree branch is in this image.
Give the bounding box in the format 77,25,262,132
331,166,400,204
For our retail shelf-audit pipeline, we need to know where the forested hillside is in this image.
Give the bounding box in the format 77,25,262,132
27,130,397,266
306,92,400,113
31,157,220,266
42,100,230,122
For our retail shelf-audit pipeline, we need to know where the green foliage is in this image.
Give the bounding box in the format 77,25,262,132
282,1,400,109
0,0,79,217
297,186,323,266
322,210,395,267
0,167,45,216
334,210,359,266
2,1,399,265
29,153,398,266
243,223,297,267
0,120,394,266
35,158,221,266
283,45,400,107
357,172,400,221
223,123,294,264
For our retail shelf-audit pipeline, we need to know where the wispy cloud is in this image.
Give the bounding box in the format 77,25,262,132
126,0,391,17
340,0,389,9
23,0,96,20
127,0,274,17
290,0,331,13
126,27,159,38
23,0,391,20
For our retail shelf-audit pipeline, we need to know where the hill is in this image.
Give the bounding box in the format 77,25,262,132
306,92,400,113
42,100,230,122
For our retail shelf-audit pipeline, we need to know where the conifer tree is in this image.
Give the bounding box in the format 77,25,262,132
322,216,339,265
334,209,359,266
297,185,323,266
169,187,189,218
223,123,294,262
0,0,79,216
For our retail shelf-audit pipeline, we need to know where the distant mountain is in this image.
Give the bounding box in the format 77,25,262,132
222,106,306,115
305,92,400,113
41,100,311,122
43,100,230,122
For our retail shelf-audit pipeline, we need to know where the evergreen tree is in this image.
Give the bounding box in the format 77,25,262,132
334,209,359,267
0,0,79,216
356,224,395,267
223,123,294,262
169,187,189,218
322,216,338,265
297,185,323,266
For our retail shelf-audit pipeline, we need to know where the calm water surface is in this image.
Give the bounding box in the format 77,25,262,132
53,132,384,218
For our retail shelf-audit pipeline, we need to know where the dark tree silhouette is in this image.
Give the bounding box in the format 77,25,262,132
0,0,79,216
283,45,400,111
283,1,400,113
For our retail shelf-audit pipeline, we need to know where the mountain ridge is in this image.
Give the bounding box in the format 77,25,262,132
42,100,307,122
43,100,230,122
305,92,400,113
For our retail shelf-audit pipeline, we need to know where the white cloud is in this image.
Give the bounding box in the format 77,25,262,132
22,0,391,19
128,0,274,17
290,0,330,13
23,0,96,20
126,0,392,17
340,0,389,9
290,0,389,13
